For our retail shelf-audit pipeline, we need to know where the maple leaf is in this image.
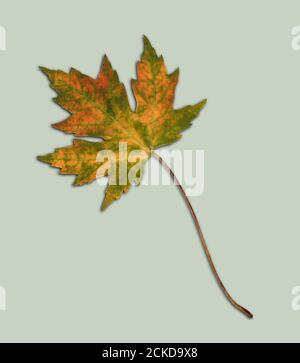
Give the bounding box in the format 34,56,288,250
37,36,253,319
37,36,206,210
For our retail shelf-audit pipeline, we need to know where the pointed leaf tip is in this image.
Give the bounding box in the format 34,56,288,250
39,66,54,80
100,198,110,211
143,34,150,44
102,53,110,65
98,53,117,81
39,66,50,74
37,154,51,164
199,98,207,108
142,35,157,60
170,67,180,81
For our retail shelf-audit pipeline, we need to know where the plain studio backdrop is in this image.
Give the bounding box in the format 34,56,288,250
0,0,300,342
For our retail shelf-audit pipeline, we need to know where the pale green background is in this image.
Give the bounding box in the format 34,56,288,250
0,0,299,342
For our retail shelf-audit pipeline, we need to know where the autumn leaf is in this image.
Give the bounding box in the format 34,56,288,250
37,36,206,209
37,36,253,319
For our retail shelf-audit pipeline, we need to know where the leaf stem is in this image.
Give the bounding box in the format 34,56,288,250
152,151,253,319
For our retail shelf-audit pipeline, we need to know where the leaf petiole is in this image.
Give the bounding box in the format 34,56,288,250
152,151,253,320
